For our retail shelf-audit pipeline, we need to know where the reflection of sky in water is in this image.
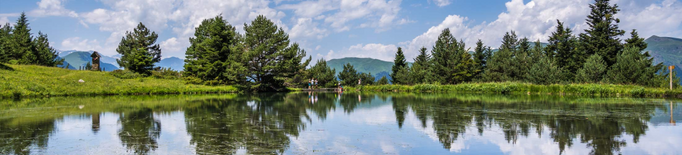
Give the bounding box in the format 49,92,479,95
1,95,681,155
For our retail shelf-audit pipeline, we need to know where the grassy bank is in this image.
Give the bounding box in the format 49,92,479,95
347,82,682,98
0,64,238,98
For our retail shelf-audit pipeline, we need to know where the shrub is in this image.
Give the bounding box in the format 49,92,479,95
151,67,182,79
109,69,143,79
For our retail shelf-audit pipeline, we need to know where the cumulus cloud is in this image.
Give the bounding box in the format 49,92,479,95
325,0,405,32
29,0,78,17
325,43,398,61
616,0,682,38
60,37,103,52
289,18,329,40
160,37,187,58
0,13,19,25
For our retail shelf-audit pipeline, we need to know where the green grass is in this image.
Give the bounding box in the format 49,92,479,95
0,64,238,98
346,82,682,98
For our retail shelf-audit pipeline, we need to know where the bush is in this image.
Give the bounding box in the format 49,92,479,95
109,69,143,79
152,67,182,79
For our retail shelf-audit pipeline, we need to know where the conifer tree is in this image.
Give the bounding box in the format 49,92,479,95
10,12,34,64
338,63,359,86
579,0,625,67
32,32,63,66
244,15,307,91
377,76,389,85
526,56,562,85
391,47,408,84
472,40,489,78
624,29,649,57
184,15,246,85
515,37,532,81
604,46,663,86
431,28,476,84
0,23,11,63
116,22,162,75
575,54,607,83
309,59,338,88
500,31,518,54
359,72,376,85
409,47,431,84
483,31,518,82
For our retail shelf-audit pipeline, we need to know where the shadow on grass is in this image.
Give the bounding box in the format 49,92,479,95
0,63,14,71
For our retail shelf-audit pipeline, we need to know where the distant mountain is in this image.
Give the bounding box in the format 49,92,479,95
155,57,184,71
645,35,682,85
60,51,119,71
327,57,403,82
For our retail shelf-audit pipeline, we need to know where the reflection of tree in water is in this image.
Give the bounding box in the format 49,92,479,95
0,119,56,154
337,93,375,114
117,108,161,154
392,95,661,155
184,93,321,154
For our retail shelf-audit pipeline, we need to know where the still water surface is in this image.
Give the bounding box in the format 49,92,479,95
1,93,681,155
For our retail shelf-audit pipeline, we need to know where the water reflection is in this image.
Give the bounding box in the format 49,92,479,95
0,93,680,154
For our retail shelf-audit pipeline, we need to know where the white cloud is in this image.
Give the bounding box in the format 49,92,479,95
160,37,187,59
60,37,103,52
29,0,78,17
616,0,682,38
430,0,452,7
0,13,20,25
324,0,404,32
278,0,338,18
315,45,322,50
289,18,329,40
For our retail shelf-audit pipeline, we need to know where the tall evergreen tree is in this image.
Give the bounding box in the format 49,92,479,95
309,59,338,88
244,15,307,91
515,37,532,81
32,32,63,66
575,54,607,83
377,76,389,85
391,47,408,84
184,15,246,85
0,23,11,63
546,20,582,80
431,28,477,84
116,22,162,75
500,31,518,54
526,56,562,85
604,46,663,87
338,63,359,87
359,72,376,85
409,47,431,84
579,0,625,67
472,40,489,78
624,29,648,57
10,12,34,64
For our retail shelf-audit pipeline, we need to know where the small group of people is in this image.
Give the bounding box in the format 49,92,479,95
308,78,318,89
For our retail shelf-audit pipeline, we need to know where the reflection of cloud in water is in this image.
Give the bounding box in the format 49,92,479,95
380,141,398,154
621,124,682,155
348,104,396,125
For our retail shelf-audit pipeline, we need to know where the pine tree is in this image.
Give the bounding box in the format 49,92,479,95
116,22,161,75
431,28,477,84
624,29,649,58
604,46,663,86
472,40,489,78
500,31,518,54
10,12,35,64
338,63,359,86
391,47,408,84
184,15,246,85
32,32,63,66
515,37,532,81
359,72,375,85
483,31,518,82
546,20,583,80
244,15,307,91
309,59,338,88
409,47,431,84
377,76,389,85
575,54,607,83
579,0,625,67
526,56,562,85
85,61,92,70
0,23,10,63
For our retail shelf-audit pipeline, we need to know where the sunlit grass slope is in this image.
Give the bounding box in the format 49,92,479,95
0,64,237,98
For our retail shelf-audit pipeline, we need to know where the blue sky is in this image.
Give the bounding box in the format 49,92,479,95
1,0,681,62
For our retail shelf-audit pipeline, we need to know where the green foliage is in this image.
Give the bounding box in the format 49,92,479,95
85,61,92,70
183,15,246,85
526,56,562,85
472,40,490,78
31,32,64,67
390,47,408,84
0,12,63,66
109,69,144,79
243,15,307,91
377,76,389,85
338,63,359,87
625,30,647,54
579,0,625,67
409,47,432,84
116,23,162,75
0,23,12,63
514,37,533,82
308,59,338,88
546,20,582,79
430,28,477,84
576,54,607,83
0,65,237,98
359,72,375,85
9,13,34,65
151,67,182,80
604,47,663,87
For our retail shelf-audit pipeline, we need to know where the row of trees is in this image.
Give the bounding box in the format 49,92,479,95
386,0,678,88
0,13,63,66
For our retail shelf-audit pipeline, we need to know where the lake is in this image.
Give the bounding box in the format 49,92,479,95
1,93,681,155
